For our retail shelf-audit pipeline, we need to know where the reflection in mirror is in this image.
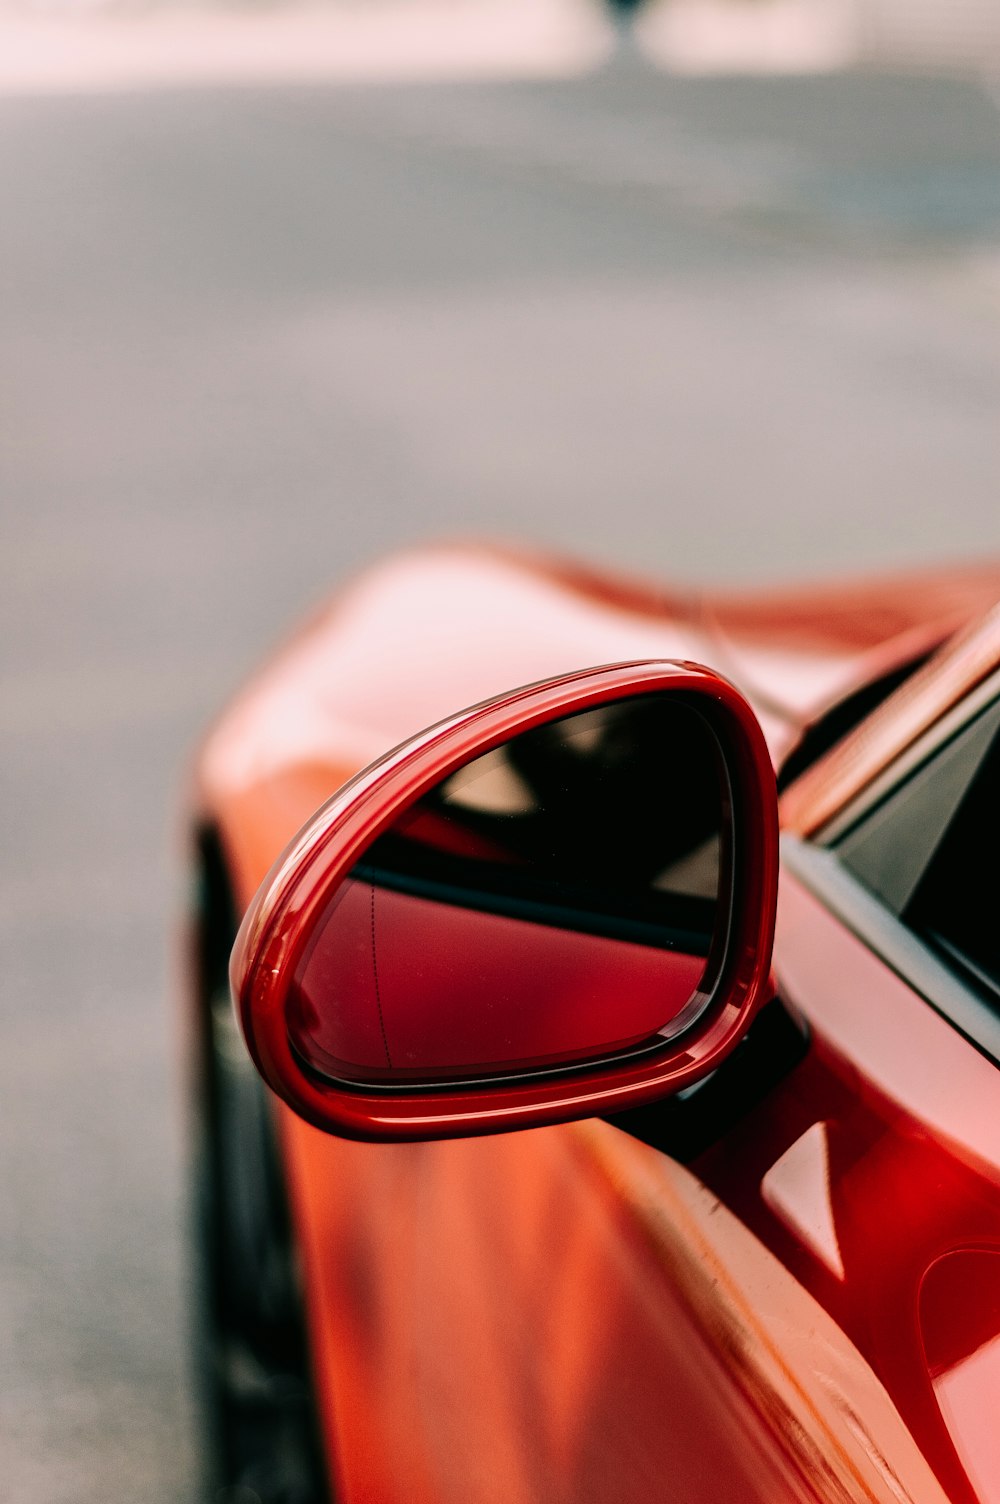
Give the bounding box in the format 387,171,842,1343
289,695,729,1087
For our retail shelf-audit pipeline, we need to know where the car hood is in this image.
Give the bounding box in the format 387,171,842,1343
198,543,1000,902
700,561,1000,728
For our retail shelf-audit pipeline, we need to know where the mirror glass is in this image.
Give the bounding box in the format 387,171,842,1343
288,694,729,1086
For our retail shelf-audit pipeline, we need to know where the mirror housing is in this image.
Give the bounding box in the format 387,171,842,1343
231,661,778,1141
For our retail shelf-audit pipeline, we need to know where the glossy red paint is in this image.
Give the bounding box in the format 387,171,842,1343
277,1110,952,1504
196,543,1000,891
920,1250,1000,1500
191,542,1000,1504
231,660,778,1141
703,559,1000,723
695,870,1000,1504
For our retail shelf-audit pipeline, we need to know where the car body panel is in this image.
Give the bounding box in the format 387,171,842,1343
198,546,1000,849
703,561,1000,725
279,1109,951,1504
194,541,1000,1503
698,870,1000,1504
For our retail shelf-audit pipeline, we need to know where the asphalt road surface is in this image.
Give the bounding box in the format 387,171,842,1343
2,56,999,1503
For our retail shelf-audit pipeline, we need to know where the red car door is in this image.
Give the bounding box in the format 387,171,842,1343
200,551,1000,1504
277,623,1000,1504
697,631,1000,1504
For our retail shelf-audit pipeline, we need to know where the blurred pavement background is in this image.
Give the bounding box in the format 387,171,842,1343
2,2,999,1499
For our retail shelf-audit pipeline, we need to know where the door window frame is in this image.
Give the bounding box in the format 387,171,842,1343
780,664,1000,1067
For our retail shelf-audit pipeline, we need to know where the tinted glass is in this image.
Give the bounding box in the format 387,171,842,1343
289,694,729,1085
838,696,1000,997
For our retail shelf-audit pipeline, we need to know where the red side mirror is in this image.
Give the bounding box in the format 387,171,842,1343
231,661,778,1141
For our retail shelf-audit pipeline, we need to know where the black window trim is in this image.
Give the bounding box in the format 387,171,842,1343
779,662,1000,1068
816,666,1000,846
781,842,1000,1071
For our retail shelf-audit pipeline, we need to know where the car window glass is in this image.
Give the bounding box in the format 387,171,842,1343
837,696,1000,996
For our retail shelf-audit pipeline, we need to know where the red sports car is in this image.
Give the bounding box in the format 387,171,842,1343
187,542,1000,1504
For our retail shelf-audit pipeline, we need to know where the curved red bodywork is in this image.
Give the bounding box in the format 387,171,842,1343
193,542,1000,1504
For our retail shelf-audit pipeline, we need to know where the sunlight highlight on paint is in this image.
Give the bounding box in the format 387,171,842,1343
760,1121,845,1279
